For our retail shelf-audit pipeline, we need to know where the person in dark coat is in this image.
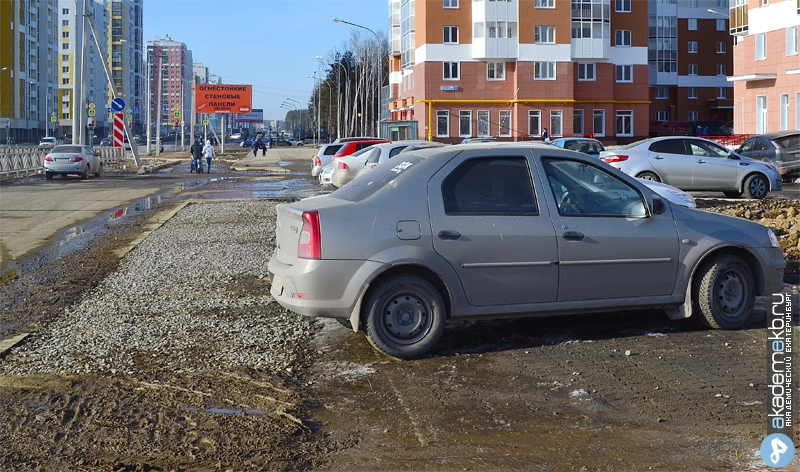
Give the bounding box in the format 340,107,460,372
190,139,203,173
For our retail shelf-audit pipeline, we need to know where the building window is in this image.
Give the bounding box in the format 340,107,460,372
716,41,726,54
756,33,766,60
578,63,595,81
62,20,68,26
688,63,698,75
535,61,556,80
689,87,698,99
444,0,458,8
615,29,631,47
615,0,631,12
688,19,697,30
574,110,584,135
61,78,69,85
780,94,789,130
535,25,555,44
62,43,68,50
474,22,485,38
689,111,699,122
478,110,490,137
62,54,69,62
459,110,472,137
688,0,697,6
444,62,460,80
716,19,726,31
487,62,505,80
716,64,726,76
62,66,69,73
688,41,698,53
550,111,563,137
756,95,767,134
656,110,669,121
62,31,69,38
62,8,68,14
499,110,511,137
487,21,516,38
716,87,727,99
788,26,798,56
616,111,633,136
593,109,605,137
535,0,554,8
529,110,541,136
444,26,458,44
437,110,449,137
655,87,668,99
615,65,632,82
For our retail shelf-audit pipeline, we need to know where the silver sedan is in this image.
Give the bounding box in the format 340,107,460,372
44,145,103,180
599,136,782,199
268,143,785,359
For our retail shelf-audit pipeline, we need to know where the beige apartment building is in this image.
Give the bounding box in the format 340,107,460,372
728,0,800,134
387,0,653,143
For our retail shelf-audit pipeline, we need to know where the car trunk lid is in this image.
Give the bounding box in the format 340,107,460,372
273,196,350,265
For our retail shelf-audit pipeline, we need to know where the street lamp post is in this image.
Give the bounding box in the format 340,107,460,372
329,60,349,139
0,67,8,144
333,17,381,138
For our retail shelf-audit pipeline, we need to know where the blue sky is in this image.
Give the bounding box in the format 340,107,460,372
143,0,387,122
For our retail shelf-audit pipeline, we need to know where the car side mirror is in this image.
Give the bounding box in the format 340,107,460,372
728,152,741,160
651,194,667,215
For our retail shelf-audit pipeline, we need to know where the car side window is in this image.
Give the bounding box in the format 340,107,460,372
649,139,687,155
542,158,646,217
688,139,728,158
389,146,406,159
739,139,754,152
753,138,770,151
442,157,538,215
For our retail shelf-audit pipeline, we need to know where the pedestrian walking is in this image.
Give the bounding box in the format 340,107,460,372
541,128,550,142
190,139,203,173
252,137,262,157
203,139,215,173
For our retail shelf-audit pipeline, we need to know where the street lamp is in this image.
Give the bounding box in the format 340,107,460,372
333,17,382,137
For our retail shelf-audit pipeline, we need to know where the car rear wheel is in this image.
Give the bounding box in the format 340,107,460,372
45,172,53,180
81,166,89,180
363,275,445,359
723,190,743,198
94,163,102,177
693,254,755,329
743,174,768,199
636,171,661,182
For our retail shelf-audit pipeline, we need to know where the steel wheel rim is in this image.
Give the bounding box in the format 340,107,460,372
641,174,656,181
715,270,748,318
380,291,432,345
749,178,766,198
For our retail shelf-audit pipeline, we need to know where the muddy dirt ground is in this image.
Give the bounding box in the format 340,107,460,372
0,152,797,471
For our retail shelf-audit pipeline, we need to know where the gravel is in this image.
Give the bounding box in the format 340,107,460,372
0,200,316,378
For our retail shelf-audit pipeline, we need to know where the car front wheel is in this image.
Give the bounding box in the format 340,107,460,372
743,174,768,199
363,275,446,359
693,254,755,329
636,171,661,182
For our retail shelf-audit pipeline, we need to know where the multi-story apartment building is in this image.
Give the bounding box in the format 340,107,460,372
728,0,799,133
387,0,651,143
0,0,59,144
57,0,109,143
107,0,144,135
146,35,192,136
648,0,733,126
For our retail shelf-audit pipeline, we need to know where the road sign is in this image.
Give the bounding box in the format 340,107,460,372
50,116,57,123
113,113,124,147
87,108,96,117
174,105,180,110
173,111,181,119
202,119,209,126
126,114,133,122
89,103,96,109
111,97,126,112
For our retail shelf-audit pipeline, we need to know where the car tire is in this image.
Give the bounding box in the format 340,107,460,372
363,274,446,359
636,171,661,182
743,173,768,199
723,190,743,198
45,172,53,180
94,163,102,177
692,254,755,330
81,166,89,180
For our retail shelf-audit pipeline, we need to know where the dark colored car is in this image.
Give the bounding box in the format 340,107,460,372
267,143,786,359
736,131,800,182
99,137,113,147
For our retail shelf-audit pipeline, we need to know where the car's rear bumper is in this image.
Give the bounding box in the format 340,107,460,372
268,256,383,319
45,162,84,173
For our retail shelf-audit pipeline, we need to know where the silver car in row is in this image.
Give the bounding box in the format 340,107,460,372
269,142,785,359
599,136,782,199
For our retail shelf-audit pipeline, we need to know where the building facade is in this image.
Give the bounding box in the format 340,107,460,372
107,0,144,135
146,35,192,136
387,0,652,143
57,0,109,143
0,0,59,144
647,0,734,127
728,0,800,134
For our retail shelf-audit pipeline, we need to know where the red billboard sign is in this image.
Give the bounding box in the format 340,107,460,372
195,84,252,114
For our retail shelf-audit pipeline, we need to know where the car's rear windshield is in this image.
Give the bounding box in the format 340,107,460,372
323,144,343,155
52,145,82,153
774,134,800,151
331,155,425,202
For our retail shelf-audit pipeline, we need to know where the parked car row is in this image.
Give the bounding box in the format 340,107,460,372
269,141,786,359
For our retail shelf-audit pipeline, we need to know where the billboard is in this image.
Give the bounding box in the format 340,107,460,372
195,84,252,114
234,109,264,123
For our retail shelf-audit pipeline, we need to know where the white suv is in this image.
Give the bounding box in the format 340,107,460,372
38,137,59,148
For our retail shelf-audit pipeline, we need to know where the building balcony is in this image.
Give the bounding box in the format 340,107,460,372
473,38,520,60
729,4,748,36
571,38,609,60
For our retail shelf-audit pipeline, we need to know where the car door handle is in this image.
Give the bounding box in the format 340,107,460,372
696,159,706,164
438,230,462,240
653,155,664,160
562,231,585,241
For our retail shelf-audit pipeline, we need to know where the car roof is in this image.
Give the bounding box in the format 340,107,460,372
755,131,799,139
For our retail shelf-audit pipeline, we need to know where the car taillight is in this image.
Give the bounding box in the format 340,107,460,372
298,210,321,259
337,161,350,171
44,155,53,162
69,156,84,162
602,154,628,163
314,156,321,166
